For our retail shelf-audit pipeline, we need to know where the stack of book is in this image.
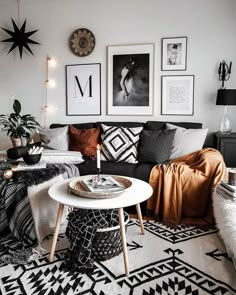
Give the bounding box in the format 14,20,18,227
216,181,236,199
14,161,47,171
80,176,125,193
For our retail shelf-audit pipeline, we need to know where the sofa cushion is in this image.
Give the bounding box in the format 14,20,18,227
166,123,208,160
33,126,69,151
100,124,143,163
40,149,84,164
145,121,203,131
78,160,154,183
138,129,176,164
69,125,100,158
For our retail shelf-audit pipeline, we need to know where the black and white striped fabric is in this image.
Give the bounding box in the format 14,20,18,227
0,163,79,264
100,124,143,163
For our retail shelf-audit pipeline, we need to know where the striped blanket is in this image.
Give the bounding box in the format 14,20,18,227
0,163,79,264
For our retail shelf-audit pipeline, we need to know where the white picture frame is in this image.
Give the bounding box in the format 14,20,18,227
107,43,154,115
66,63,101,116
161,75,194,115
162,37,187,71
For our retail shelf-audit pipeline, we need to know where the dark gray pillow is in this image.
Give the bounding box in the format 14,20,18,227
138,129,176,164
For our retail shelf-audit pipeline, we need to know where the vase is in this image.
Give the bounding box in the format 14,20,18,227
11,137,22,147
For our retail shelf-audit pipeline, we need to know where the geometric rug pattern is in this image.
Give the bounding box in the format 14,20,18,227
0,219,236,295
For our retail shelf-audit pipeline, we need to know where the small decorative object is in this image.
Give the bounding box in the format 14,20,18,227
1,18,40,58
107,44,154,115
228,169,236,186
66,63,101,115
3,169,13,180
161,37,187,71
96,144,101,170
218,60,232,89
23,146,43,164
92,143,101,186
216,60,236,134
0,98,40,146
161,75,194,115
69,28,95,57
23,153,41,165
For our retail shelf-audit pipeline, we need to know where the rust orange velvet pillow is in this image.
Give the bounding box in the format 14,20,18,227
69,125,100,158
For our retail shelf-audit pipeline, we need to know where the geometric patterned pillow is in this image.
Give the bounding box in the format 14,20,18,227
100,124,143,163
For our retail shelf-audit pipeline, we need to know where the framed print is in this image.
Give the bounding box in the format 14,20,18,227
161,75,194,115
66,63,101,115
107,43,154,115
161,37,187,71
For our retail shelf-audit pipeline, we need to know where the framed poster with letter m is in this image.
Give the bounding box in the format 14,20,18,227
66,63,101,115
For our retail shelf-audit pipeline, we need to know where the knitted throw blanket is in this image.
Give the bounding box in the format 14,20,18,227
0,163,79,264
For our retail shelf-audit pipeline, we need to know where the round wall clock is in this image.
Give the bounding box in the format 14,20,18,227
69,28,95,57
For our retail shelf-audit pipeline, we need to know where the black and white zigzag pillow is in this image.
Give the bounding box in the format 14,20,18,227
100,124,143,163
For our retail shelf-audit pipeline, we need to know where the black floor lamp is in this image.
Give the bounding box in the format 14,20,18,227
217,61,236,134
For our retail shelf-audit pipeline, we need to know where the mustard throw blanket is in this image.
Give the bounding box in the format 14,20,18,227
147,148,226,225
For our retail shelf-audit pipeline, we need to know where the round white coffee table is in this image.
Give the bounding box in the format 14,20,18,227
48,175,153,276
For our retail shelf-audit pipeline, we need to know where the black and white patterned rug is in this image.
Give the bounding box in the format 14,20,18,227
0,219,235,295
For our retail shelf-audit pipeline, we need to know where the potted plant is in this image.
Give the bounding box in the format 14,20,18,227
0,98,40,147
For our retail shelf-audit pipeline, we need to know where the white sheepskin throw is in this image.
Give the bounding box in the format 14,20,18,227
213,191,236,268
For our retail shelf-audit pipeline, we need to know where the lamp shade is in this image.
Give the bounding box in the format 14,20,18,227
216,89,236,105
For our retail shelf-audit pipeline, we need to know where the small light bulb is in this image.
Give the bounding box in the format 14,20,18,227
48,57,57,68
4,169,13,180
46,104,58,113
48,79,56,88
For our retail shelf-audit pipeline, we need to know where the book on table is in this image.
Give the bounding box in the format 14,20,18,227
81,176,125,193
14,161,47,171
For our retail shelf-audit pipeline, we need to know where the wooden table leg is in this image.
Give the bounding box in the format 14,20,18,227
118,208,129,276
49,203,64,262
136,203,145,235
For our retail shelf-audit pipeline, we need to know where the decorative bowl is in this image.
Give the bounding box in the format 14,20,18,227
23,153,41,165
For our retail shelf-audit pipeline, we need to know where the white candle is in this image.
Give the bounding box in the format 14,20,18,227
97,144,101,169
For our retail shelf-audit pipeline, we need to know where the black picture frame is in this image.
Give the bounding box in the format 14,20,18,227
161,37,187,71
66,63,101,116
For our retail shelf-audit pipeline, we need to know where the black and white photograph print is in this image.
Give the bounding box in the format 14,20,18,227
162,37,187,71
161,75,194,115
113,54,148,107
66,63,101,116
107,44,154,115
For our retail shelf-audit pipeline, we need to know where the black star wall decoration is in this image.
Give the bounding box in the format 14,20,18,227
1,18,40,58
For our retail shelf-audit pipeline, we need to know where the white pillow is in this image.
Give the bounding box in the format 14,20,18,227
40,149,84,164
35,126,69,151
166,123,208,160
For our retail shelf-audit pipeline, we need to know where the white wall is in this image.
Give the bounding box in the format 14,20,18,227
0,0,236,149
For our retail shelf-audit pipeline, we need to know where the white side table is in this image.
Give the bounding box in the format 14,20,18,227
48,175,153,276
